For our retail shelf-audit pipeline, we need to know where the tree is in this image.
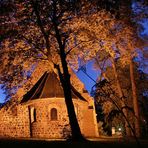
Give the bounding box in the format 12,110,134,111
92,49,148,138
71,8,146,136
0,0,86,141
92,59,148,139
92,49,131,136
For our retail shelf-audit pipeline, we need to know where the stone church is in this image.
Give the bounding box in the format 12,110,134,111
0,71,99,139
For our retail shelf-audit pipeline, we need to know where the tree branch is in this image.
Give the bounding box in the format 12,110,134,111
30,0,51,56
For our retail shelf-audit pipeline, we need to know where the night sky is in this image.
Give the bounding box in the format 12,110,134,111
0,85,5,103
77,60,100,93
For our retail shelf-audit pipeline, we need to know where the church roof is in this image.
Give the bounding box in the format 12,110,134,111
21,71,87,103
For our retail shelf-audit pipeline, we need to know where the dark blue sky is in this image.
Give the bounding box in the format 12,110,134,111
0,85,5,103
77,60,100,93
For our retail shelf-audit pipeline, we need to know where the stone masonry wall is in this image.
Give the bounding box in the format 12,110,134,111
0,98,98,138
25,98,85,139
0,105,30,138
82,105,98,137
30,99,70,138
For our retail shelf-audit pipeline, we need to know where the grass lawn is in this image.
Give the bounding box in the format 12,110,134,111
0,137,148,148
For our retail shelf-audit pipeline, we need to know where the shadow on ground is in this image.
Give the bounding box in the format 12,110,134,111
0,138,148,148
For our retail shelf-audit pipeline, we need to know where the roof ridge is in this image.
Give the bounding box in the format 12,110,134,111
21,71,88,103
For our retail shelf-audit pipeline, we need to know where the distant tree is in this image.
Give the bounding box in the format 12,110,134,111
92,58,148,137
92,50,131,136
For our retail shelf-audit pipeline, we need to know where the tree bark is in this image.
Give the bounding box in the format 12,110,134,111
130,57,141,137
53,20,85,141
111,58,131,136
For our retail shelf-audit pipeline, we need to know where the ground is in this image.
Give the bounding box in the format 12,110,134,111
0,137,148,148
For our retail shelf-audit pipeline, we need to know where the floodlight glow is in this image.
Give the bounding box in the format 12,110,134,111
118,127,122,131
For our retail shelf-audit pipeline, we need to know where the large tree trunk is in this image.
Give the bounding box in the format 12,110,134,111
60,68,85,141
111,58,131,136
53,21,85,141
130,57,141,137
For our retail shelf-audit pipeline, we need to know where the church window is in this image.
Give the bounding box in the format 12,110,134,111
88,106,93,109
50,108,58,120
30,107,36,123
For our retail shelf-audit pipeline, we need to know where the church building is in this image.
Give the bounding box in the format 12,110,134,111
0,71,99,139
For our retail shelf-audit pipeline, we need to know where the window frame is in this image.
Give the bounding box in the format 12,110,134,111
50,108,58,121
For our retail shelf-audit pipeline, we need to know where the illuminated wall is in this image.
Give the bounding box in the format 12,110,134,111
0,98,98,138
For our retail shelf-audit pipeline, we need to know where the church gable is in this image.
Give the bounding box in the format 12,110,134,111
21,71,87,103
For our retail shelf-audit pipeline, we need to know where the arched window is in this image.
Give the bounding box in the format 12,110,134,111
30,107,36,123
50,108,58,120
